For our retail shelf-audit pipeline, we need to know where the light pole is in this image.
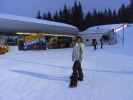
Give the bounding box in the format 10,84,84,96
122,24,125,47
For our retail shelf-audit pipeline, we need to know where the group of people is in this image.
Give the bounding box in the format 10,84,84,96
92,38,103,50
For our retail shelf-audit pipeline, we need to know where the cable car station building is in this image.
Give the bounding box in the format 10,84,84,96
0,14,79,50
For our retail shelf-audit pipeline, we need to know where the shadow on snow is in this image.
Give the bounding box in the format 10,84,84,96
11,70,69,82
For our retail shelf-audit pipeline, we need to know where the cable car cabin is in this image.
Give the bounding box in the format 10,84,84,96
18,34,47,50
17,33,74,50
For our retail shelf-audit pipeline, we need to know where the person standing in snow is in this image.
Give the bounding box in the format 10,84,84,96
92,39,97,50
100,38,103,49
69,36,84,88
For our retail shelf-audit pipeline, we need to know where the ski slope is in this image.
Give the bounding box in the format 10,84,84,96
0,24,133,100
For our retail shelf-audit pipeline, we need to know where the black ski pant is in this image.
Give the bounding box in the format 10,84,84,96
72,60,83,80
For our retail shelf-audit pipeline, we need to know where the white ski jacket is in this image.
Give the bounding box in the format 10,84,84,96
72,43,84,62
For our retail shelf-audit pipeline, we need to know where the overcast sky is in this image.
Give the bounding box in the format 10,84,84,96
0,0,130,18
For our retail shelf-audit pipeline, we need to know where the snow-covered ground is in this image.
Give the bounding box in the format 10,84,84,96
0,24,133,100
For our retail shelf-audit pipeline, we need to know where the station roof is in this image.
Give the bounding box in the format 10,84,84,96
0,14,79,36
80,24,128,35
